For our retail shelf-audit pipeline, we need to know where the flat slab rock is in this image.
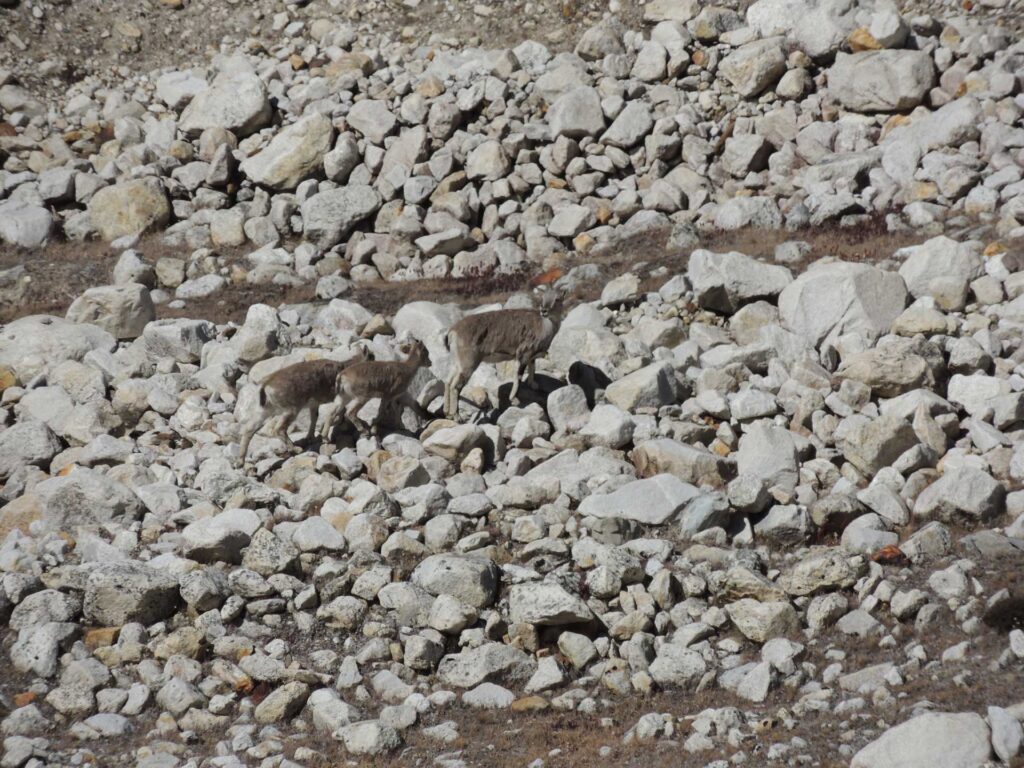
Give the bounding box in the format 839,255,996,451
851,712,992,768
577,473,701,525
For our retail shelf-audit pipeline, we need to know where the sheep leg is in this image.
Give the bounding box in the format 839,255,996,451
237,419,261,468
304,403,318,446
446,367,470,421
345,397,370,435
508,359,528,405
321,398,342,442
276,410,299,451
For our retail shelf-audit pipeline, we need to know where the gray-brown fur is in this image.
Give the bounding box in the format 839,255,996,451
237,346,369,466
444,288,564,419
336,339,430,435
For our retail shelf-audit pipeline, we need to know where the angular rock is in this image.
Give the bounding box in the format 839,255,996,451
337,720,402,755
726,599,799,643
35,468,144,531
88,179,171,241
411,553,499,609
605,362,677,411
781,549,860,596
778,261,908,347
0,420,61,482
548,87,605,139
346,100,396,144
180,68,272,137
66,284,155,340
83,562,181,626
719,39,786,98
898,237,984,310
0,201,53,248
578,474,700,525
688,250,792,314
914,467,1005,522
648,644,707,688
436,642,537,688
632,439,729,487
301,186,382,248
828,50,935,113
508,582,593,626
835,414,918,476
241,113,334,191
182,508,262,564
851,712,991,768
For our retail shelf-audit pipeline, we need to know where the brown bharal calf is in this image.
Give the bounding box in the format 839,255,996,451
236,345,370,466
443,287,565,420
334,338,430,436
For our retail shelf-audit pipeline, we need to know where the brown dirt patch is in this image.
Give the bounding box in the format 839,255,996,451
0,219,935,327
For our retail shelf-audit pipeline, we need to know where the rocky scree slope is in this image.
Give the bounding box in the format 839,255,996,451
1,232,1024,766
1,0,1024,313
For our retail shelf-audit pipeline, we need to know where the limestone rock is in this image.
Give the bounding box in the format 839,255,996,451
411,554,500,609
779,261,908,347
828,50,935,113
66,284,155,340
241,113,335,191
578,474,700,525
0,201,53,248
508,582,594,626
83,562,181,626
300,186,382,248
850,712,991,768
180,69,272,137
88,179,171,241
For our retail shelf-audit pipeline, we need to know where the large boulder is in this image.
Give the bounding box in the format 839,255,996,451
851,712,991,768
835,414,918,476
578,474,701,525
66,284,155,340
897,237,985,310
914,467,1005,523
88,179,171,241
0,420,61,482
34,467,145,531
718,38,786,98
827,50,935,113
508,582,594,626
411,554,500,609
300,186,381,248
240,113,335,191
736,423,799,493
778,261,907,347
83,562,182,626
179,69,272,137
548,86,605,139
0,315,116,384
345,100,397,144
689,250,792,314
436,642,537,688
0,201,53,248
632,439,730,487
604,362,678,411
